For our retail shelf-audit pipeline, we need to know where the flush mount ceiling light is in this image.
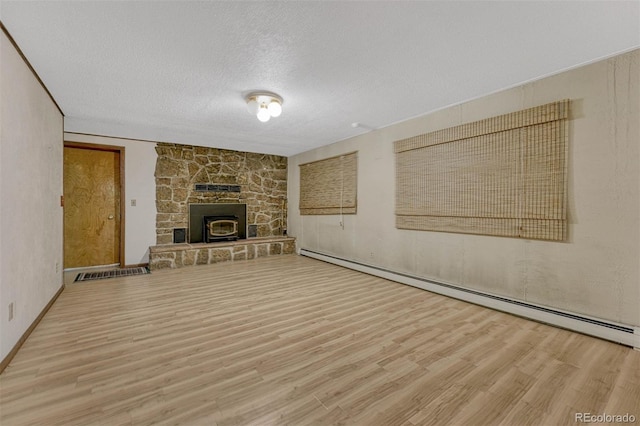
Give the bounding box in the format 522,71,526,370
245,91,283,123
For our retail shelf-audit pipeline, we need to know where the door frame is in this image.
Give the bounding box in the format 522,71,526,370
63,141,126,267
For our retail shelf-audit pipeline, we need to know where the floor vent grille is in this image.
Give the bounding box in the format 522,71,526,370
75,267,150,282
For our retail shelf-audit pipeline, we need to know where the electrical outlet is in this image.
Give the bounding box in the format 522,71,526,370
131,199,137,207
56,262,60,273
9,302,14,321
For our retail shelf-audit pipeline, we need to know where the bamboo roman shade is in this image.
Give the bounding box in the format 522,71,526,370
395,100,569,241
299,152,357,215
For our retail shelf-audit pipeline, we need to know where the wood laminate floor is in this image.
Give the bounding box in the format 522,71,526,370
1,255,638,425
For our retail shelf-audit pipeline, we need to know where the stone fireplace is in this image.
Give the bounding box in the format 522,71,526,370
150,143,294,270
154,143,287,245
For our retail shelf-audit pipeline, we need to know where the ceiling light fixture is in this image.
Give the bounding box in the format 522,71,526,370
245,91,283,123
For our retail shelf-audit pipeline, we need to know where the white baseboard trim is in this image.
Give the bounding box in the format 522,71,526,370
300,249,640,350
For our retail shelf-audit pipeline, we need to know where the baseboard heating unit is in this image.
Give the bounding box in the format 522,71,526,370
299,249,640,350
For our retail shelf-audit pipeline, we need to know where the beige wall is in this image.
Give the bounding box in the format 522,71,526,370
288,49,639,327
1,30,64,360
63,133,158,265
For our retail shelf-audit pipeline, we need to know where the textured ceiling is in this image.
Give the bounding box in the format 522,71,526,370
1,1,638,156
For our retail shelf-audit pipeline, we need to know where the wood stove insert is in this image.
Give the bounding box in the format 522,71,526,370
188,203,246,243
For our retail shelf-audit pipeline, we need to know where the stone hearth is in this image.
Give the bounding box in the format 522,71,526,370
149,236,295,270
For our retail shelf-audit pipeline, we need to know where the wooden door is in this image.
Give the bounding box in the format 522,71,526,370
64,146,121,268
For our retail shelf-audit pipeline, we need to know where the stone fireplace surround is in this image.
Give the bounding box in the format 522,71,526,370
155,143,287,244
150,143,294,269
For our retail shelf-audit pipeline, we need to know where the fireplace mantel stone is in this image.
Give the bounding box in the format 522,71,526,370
149,236,295,270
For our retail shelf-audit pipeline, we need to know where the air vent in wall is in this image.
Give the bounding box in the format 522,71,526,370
195,184,241,193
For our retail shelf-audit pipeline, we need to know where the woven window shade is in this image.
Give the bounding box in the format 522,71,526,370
299,152,357,215
395,100,569,241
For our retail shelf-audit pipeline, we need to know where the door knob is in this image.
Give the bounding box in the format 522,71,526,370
108,215,114,220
